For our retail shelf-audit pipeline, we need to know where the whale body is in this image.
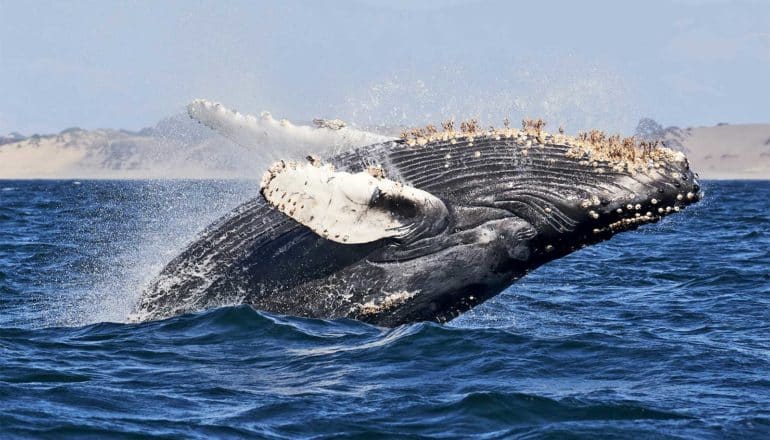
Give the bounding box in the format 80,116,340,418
131,101,702,326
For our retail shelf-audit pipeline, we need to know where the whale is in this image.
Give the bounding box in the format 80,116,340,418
130,100,702,326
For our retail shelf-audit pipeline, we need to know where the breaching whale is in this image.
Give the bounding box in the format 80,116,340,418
130,100,702,326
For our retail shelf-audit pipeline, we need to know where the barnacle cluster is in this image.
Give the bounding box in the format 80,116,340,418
354,290,418,316
398,118,686,173
567,129,683,172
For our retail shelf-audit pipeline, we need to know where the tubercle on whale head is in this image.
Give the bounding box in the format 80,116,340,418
535,176,702,259
540,140,700,258
573,145,700,242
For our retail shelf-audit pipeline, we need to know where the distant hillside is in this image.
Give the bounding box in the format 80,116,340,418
666,124,770,180
0,132,26,146
1,117,768,179
0,116,266,179
635,119,770,179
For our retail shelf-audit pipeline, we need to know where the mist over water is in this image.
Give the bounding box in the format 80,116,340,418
0,180,261,327
2,180,769,438
338,58,638,134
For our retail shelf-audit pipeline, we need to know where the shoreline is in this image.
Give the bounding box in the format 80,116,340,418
2,121,768,181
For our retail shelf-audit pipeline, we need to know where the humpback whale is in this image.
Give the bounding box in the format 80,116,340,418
130,100,702,326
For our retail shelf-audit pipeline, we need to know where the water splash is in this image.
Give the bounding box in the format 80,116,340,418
336,56,638,134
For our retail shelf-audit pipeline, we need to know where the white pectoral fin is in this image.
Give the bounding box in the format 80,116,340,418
187,99,393,152
187,99,271,148
259,161,448,244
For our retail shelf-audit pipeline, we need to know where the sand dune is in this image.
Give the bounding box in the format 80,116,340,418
0,118,266,180
665,124,770,180
1,118,768,180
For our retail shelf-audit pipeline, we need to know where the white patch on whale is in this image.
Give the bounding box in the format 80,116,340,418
259,159,447,244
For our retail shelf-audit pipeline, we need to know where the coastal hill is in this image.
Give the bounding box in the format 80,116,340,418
1,118,768,180
667,124,770,180
634,118,770,180
0,115,262,179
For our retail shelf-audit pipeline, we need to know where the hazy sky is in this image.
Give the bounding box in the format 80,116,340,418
1,0,769,134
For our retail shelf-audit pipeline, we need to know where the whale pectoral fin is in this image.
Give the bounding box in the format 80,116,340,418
187,99,276,149
259,160,449,244
187,99,393,152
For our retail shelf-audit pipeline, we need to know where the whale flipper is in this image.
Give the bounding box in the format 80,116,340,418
259,159,449,244
187,99,392,155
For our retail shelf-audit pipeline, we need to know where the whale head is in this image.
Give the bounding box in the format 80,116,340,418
336,123,704,325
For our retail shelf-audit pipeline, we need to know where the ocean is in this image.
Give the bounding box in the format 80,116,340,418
1,180,768,439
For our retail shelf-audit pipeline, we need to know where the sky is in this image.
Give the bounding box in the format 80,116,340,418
1,0,769,135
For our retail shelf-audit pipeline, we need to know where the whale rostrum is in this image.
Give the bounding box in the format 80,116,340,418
130,101,702,326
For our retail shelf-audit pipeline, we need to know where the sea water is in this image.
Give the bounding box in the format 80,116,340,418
1,180,768,438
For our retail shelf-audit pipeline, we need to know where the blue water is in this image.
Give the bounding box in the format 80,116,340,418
1,180,768,439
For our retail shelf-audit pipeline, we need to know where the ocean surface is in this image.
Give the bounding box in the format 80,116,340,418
1,179,768,439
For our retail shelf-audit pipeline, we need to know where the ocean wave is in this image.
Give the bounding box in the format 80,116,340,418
1,180,769,438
